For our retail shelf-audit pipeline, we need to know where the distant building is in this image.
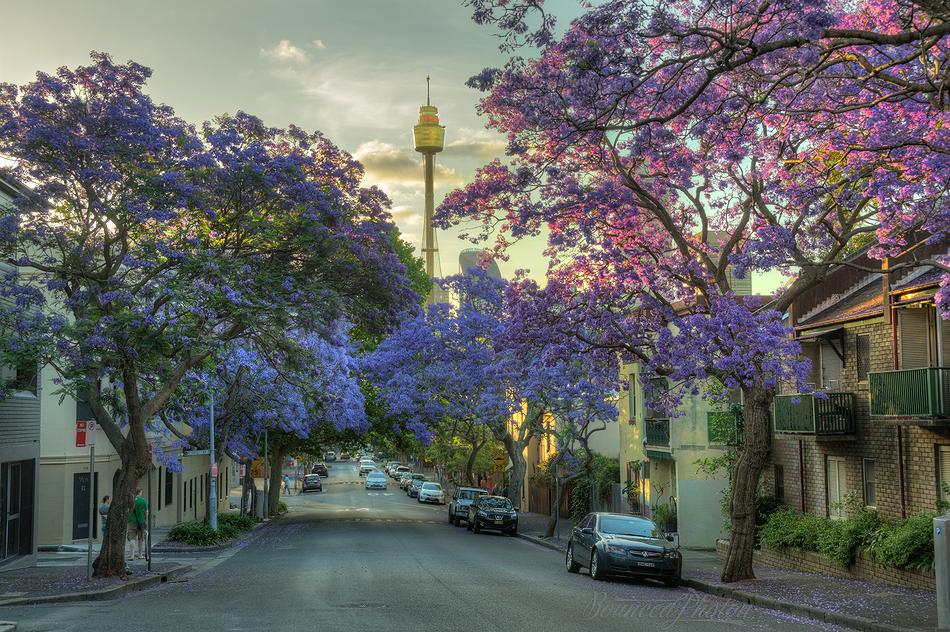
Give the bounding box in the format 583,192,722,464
459,249,502,280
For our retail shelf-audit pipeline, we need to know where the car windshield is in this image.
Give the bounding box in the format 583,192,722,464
458,490,486,500
422,483,441,490
411,474,424,480
368,473,384,478
304,476,319,483
479,498,513,510
598,516,656,538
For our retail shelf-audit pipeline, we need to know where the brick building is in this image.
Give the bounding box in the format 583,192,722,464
767,246,949,520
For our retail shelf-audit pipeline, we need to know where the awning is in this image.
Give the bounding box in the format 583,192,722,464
796,324,844,340
646,450,674,462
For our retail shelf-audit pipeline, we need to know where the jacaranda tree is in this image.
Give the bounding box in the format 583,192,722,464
444,0,949,581
0,53,416,576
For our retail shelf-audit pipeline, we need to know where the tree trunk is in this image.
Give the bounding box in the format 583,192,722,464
545,478,564,538
464,440,485,487
94,435,149,577
502,435,527,509
268,443,285,516
721,386,773,583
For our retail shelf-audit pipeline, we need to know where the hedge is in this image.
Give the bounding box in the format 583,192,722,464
168,513,258,546
758,507,935,571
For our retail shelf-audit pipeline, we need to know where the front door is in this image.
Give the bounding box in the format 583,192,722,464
827,457,847,520
72,472,99,540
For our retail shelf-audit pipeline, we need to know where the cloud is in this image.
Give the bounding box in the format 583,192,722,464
311,39,327,50
354,140,464,189
260,40,309,63
444,128,507,161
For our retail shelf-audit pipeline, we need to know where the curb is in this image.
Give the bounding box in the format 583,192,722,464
517,533,567,553
0,564,191,608
680,578,913,632
151,521,267,553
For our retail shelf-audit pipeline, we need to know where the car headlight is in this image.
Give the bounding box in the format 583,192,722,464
664,550,681,559
604,544,628,554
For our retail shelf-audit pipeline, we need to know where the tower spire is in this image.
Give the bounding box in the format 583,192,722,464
413,75,446,305
426,75,431,106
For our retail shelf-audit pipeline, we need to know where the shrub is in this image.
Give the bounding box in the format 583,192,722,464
219,513,256,531
867,513,936,571
168,522,219,546
758,508,802,550
277,500,288,514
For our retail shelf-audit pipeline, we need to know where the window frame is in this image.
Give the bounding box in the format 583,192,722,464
862,458,876,508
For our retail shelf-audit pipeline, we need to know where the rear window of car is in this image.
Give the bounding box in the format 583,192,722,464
411,474,425,480
422,483,441,490
304,475,320,483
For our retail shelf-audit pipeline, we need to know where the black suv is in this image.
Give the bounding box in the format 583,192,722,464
448,486,488,527
301,474,323,493
312,463,329,477
467,496,518,535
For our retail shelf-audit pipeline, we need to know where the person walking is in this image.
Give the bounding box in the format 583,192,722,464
282,474,290,496
98,496,111,539
127,488,148,560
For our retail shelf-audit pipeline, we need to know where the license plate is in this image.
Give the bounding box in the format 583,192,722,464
494,520,503,524
636,561,655,568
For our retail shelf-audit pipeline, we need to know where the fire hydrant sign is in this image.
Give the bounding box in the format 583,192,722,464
75,420,97,448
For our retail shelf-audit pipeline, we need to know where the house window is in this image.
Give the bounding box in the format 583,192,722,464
13,358,37,395
164,469,173,507
644,377,668,420
627,374,637,424
856,335,870,381
863,459,876,507
774,464,785,502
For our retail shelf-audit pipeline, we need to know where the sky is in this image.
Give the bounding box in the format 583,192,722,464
2,0,782,292
1,0,568,279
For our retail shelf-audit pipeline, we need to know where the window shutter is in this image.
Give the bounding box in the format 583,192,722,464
899,307,931,369
939,447,950,503
820,341,843,389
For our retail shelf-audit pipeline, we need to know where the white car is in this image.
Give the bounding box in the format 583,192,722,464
358,461,376,476
365,471,387,490
417,482,445,504
392,465,411,479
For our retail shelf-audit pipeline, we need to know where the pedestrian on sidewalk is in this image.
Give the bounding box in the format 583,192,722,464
98,495,111,539
127,488,148,560
282,474,290,496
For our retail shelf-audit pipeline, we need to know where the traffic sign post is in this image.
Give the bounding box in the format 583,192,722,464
492,451,507,474
77,420,97,580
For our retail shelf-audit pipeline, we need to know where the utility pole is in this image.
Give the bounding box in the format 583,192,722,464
263,429,269,520
209,392,217,530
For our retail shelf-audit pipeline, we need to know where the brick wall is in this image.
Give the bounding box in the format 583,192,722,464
769,319,950,521
715,539,935,592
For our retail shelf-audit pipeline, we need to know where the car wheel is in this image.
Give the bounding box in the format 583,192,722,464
466,519,472,531
473,521,481,534
417,497,422,503
453,516,460,527
509,526,518,536
589,548,606,581
566,544,580,573
448,511,453,524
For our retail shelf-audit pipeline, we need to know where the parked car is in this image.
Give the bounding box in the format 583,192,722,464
392,465,411,479
417,482,445,504
565,513,681,586
300,474,323,493
385,461,400,475
398,472,416,489
407,476,427,498
312,463,329,477
448,486,489,526
339,453,350,461
324,451,336,462
358,461,377,476
365,470,388,490
467,496,518,535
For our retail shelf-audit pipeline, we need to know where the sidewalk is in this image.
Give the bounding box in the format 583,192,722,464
516,512,937,632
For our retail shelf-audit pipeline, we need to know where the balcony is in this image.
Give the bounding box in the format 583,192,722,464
707,408,743,445
645,418,670,447
870,367,950,418
773,392,856,435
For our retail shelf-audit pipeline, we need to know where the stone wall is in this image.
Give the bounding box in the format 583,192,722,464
715,539,935,592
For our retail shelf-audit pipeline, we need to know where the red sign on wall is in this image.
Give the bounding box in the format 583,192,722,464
75,420,97,448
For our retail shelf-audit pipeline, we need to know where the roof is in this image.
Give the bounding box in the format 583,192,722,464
891,266,944,293
796,275,884,330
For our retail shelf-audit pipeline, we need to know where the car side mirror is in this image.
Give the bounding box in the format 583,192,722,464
665,534,674,543
580,527,593,535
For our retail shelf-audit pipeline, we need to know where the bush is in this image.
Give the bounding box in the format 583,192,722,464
219,513,256,531
168,522,219,546
867,513,936,571
277,500,288,514
216,522,240,540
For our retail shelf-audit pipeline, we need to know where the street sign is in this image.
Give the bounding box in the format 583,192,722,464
75,420,96,448
493,451,507,473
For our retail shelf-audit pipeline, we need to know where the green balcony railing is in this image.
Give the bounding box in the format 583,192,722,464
645,418,670,447
708,408,743,445
869,367,950,417
773,392,856,434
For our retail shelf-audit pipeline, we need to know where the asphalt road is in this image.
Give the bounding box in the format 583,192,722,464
5,462,840,631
